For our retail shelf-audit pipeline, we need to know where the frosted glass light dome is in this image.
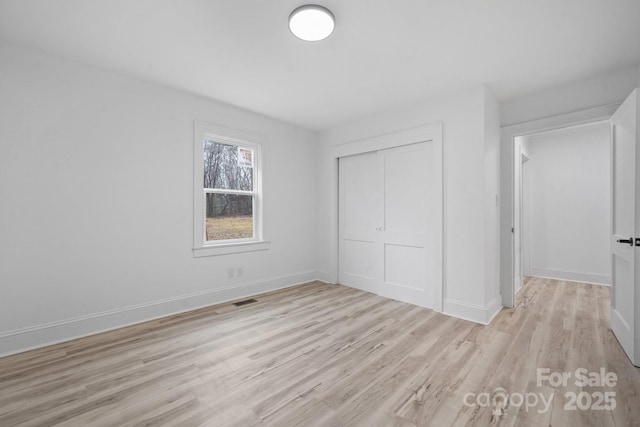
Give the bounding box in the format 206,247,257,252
289,5,335,42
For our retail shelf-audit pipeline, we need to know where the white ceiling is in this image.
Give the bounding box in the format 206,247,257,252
1,0,639,131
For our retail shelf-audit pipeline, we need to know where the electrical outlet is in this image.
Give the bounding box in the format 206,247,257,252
228,268,235,279
236,267,243,278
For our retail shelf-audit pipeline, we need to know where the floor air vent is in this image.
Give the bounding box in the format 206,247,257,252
233,298,258,307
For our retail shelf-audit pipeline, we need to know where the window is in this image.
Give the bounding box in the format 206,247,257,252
203,141,255,241
193,121,269,257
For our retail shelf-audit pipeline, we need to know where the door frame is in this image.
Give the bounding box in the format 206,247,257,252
514,143,531,295
500,104,621,308
330,122,444,312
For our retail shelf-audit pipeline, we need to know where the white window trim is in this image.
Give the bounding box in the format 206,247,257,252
193,121,270,257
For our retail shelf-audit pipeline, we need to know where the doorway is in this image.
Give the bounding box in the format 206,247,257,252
501,105,621,308
501,91,640,367
512,121,612,294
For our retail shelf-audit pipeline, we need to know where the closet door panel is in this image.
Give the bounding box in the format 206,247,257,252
379,142,433,308
338,152,379,293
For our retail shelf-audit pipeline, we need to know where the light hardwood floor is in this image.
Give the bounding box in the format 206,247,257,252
1,278,639,426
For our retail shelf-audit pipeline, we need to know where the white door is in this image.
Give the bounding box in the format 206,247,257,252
338,142,434,309
339,152,379,293
610,88,639,367
378,143,433,308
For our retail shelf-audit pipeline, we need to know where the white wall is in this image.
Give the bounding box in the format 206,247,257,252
501,66,639,126
317,85,502,324
525,122,611,285
483,88,501,308
0,41,319,356
519,136,532,154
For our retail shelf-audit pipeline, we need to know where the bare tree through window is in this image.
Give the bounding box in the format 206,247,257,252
203,141,254,240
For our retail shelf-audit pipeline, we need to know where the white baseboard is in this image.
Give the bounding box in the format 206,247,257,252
443,297,502,325
0,270,319,358
530,268,611,286
315,269,332,283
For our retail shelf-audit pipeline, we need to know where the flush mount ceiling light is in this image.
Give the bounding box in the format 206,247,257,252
289,5,335,42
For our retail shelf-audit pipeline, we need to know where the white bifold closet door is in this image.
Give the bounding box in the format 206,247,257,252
339,142,435,309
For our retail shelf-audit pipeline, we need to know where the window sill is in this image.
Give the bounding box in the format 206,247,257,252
193,240,270,257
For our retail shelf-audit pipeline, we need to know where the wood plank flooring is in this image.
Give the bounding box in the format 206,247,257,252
1,278,639,426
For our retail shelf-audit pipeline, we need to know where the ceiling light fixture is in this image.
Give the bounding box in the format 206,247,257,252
289,5,335,42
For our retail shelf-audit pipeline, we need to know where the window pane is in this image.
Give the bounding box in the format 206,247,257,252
203,140,253,191
206,193,254,241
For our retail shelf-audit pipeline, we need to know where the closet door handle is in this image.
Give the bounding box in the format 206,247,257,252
617,237,634,246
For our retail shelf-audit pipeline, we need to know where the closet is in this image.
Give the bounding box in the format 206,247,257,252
338,141,437,308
